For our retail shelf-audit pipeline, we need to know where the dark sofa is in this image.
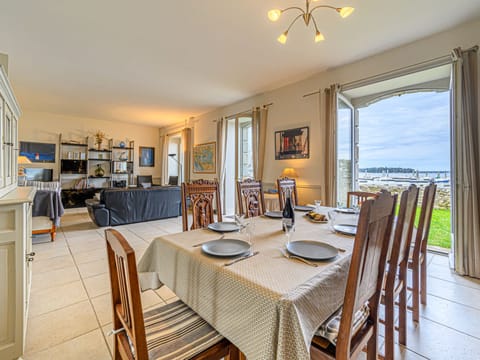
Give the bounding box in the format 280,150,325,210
86,186,181,226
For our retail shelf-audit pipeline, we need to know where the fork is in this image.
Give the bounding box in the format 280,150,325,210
279,248,318,267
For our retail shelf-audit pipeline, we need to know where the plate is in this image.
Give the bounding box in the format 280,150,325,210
286,240,338,260
305,214,328,224
334,207,358,214
333,224,357,236
207,222,241,232
202,239,251,257
295,205,315,211
264,211,283,218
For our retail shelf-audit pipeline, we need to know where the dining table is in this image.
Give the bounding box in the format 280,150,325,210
138,207,357,360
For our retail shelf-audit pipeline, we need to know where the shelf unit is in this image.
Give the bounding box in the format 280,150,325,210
87,148,112,189
110,139,135,187
59,134,88,189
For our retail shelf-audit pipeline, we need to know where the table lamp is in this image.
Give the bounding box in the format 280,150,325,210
17,155,32,176
281,167,298,179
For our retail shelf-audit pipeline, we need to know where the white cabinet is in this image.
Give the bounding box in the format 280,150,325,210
0,65,20,198
0,187,35,360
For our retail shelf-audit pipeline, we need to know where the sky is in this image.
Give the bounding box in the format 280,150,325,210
357,91,450,171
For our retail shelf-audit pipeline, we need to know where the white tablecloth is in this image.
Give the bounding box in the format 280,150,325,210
138,209,355,360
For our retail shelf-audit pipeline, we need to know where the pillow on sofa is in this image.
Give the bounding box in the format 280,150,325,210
141,182,152,189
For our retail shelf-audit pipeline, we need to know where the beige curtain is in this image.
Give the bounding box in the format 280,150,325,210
160,134,169,185
452,47,480,278
324,84,340,207
252,107,268,180
216,117,227,213
181,128,192,183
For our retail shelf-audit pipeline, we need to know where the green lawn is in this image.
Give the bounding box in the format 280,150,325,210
396,206,451,249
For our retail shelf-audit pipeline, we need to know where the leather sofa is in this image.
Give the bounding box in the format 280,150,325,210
86,186,181,227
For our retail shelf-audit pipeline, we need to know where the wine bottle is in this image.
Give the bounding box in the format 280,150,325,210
282,188,295,232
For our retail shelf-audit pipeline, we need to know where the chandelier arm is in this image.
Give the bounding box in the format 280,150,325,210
311,15,320,33
310,5,337,15
281,6,305,15
286,13,305,32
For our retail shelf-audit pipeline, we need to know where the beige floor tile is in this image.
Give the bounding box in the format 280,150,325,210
429,254,450,267
32,245,71,261
28,280,88,317
77,258,109,279
31,266,80,292
155,285,177,301
405,316,480,359
428,263,480,290
33,254,76,274
427,276,480,310
25,300,98,354
102,323,114,354
72,246,107,264
83,272,111,297
91,294,112,326
24,329,111,360
141,289,165,310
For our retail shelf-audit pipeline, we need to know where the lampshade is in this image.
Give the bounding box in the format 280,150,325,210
17,155,32,176
281,167,298,178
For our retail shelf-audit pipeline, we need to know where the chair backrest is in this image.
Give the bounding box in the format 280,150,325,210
277,177,298,210
411,182,437,261
181,179,223,232
336,190,397,357
346,191,379,208
387,184,419,278
105,229,148,360
168,175,179,185
236,179,266,218
137,175,152,187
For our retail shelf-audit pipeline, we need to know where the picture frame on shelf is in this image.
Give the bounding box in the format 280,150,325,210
274,126,309,160
193,142,216,174
139,146,155,167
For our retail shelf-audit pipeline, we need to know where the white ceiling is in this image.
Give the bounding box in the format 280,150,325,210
1,1,479,127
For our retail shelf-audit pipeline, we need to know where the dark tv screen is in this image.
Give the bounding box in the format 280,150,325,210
20,141,56,163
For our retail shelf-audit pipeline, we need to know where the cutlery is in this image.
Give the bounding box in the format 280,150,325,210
279,248,318,267
224,251,259,266
192,234,225,247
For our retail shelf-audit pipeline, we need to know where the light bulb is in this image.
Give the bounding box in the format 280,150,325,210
277,31,288,44
268,9,282,22
338,7,354,18
315,31,325,43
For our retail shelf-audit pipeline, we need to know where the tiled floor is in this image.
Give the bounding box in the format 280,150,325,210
24,209,480,359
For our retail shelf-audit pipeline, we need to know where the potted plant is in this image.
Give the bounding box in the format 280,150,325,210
94,130,106,150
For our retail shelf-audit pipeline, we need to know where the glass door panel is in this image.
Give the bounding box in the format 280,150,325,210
337,96,354,206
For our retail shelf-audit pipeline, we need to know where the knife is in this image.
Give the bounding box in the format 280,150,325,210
224,251,259,266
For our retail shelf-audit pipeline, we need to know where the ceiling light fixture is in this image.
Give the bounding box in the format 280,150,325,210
268,0,354,44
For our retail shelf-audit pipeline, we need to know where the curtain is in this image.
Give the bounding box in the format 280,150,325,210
452,47,480,278
324,84,340,207
160,134,169,185
252,107,268,180
181,128,192,183
216,117,227,213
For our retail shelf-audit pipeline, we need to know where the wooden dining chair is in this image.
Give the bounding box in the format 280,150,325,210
181,179,223,232
277,177,298,210
346,191,378,208
311,190,397,360
236,178,266,218
381,184,419,360
105,229,238,360
408,183,437,322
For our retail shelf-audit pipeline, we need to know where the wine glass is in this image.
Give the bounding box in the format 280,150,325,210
284,223,295,246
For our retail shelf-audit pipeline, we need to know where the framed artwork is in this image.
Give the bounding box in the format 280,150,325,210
275,126,309,160
20,141,56,163
193,142,216,173
139,146,155,167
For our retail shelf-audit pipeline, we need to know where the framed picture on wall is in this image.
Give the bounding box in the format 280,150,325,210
275,126,309,160
193,142,216,173
139,146,155,167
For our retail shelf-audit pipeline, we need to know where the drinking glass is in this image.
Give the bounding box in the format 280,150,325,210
285,223,295,246
314,200,322,212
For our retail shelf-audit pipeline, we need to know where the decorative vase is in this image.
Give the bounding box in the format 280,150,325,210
95,164,105,177
97,140,102,150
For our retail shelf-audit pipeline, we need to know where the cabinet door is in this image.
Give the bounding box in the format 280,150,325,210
0,98,4,189
0,204,24,360
3,107,12,186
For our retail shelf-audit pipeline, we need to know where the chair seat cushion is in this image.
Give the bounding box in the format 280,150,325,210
144,300,224,360
314,304,370,346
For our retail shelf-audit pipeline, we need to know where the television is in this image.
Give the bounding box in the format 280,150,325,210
20,141,56,163
24,168,53,181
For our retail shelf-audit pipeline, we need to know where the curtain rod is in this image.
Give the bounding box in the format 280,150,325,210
301,45,479,98
213,102,274,122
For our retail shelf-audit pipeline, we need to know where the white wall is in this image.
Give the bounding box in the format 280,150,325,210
189,18,480,205
19,110,162,181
